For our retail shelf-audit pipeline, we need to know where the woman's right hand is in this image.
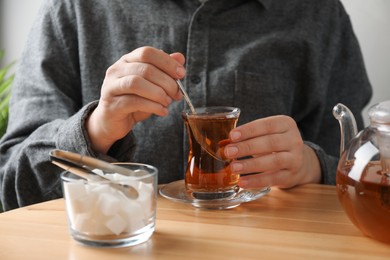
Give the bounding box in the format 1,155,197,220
86,46,186,154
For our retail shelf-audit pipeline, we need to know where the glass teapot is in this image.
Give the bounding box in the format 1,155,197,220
333,101,390,244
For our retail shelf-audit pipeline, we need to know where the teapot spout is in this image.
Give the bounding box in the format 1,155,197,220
333,103,358,156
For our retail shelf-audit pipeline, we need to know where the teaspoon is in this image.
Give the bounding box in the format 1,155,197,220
176,79,196,114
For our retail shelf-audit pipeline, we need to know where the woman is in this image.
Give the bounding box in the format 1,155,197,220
0,0,371,210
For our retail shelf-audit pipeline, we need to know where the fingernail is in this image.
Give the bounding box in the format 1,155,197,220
231,162,243,172
225,146,238,157
230,131,241,141
176,67,186,78
166,96,173,105
175,91,183,100
162,107,169,115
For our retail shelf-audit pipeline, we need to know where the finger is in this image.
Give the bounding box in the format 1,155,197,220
225,116,303,159
230,151,295,174
169,53,186,99
229,115,296,142
126,95,169,117
121,46,186,79
108,94,169,118
112,62,181,100
103,74,173,107
169,52,186,66
225,132,292,159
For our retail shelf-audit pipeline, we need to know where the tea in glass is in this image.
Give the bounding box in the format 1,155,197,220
183,107,240,200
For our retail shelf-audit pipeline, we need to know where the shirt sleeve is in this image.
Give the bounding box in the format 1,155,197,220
308,1,372,185
0,1,136,210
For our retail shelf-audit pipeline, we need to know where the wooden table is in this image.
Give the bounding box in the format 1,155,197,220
0,184,389,259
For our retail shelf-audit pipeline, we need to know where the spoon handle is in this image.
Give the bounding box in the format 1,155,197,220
50,149,139,198
51,160,94,180
176,80,196,114
50,149,134,176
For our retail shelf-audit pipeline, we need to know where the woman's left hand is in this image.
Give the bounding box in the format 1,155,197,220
224,115,321,189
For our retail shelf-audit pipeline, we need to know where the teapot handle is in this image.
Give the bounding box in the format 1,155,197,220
333,103,358,156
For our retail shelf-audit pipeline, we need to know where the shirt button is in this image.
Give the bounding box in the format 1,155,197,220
190,75,201,84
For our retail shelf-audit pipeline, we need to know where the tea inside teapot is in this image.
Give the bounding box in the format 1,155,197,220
334,101,390,244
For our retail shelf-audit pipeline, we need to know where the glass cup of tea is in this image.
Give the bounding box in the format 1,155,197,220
61,163,158,248
182,106,241,200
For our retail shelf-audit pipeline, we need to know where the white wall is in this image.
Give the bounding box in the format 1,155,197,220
1,0,389,126
0,0,44,67
341,0,390,125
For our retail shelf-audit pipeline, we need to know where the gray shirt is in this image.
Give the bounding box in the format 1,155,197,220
0,0,372,210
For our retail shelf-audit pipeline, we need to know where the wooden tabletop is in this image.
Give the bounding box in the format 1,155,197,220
0,184,389,259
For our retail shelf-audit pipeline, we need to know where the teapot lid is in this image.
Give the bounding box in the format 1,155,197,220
368,100,390,130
